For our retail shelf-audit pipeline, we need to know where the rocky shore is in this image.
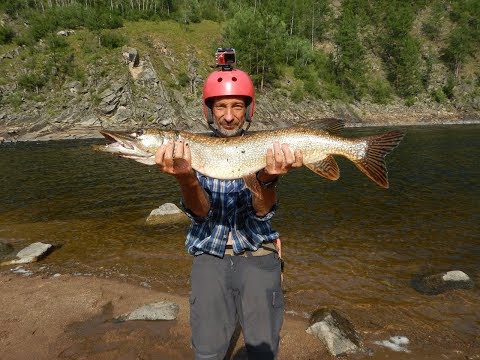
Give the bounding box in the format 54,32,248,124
1,271,478,360
1,235,478,360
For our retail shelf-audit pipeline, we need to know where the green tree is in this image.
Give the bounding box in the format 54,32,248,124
333,1,366,99
379,2,422,97
224,7,287,91
442,0,479,77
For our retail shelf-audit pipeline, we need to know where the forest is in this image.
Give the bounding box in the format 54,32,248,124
0,0,479,106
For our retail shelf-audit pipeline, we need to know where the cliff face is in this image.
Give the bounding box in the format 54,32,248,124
0,44,478,143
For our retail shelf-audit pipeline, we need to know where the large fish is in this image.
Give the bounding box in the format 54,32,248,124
93,119,404,188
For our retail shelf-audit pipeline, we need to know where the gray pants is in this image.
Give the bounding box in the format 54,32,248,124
190,253,284,360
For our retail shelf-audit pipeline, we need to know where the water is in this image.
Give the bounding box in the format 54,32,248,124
1,125,479,351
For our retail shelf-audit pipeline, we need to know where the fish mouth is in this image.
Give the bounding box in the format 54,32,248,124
99,130,136,150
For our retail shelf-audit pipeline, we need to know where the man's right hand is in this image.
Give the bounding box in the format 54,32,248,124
155,139,194,179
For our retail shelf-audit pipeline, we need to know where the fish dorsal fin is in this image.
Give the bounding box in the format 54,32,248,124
305,155,340,181
308,118,345,134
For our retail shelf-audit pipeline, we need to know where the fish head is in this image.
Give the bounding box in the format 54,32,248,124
93,129,173,165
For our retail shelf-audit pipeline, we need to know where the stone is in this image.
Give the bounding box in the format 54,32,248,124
145,203,189,226
411,270,474,295
374,336,410,353
122,47,140,67
0,242,53,265
121,301,179,321
306,308,363,356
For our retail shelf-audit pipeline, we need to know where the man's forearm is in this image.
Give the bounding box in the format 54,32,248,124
252,170,279,217
176,173,210,218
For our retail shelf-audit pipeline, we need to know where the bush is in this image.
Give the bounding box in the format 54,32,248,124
443,77,455,99
86,11,123,31
290,85,305,103
18,72,47,91
100,31,127,49
177,72,190,88
405,96,416,107
303,77,322,99
0,26,15,44
370,79,392,104
46,34,69,50
431,88,447,103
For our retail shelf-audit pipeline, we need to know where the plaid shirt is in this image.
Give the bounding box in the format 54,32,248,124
181,172,279,257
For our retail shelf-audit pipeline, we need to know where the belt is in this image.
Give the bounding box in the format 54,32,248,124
224,242,277,257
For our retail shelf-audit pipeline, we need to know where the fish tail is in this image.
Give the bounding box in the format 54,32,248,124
354,131,404,188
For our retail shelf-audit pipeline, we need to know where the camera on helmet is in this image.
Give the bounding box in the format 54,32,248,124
215,48,236,70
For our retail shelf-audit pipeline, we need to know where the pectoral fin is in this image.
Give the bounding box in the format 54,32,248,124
305,155,340,181
243,173,263,200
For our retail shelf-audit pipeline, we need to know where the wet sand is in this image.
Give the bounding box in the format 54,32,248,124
0,273,478,360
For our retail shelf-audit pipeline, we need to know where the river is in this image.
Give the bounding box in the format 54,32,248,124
1,124,479,353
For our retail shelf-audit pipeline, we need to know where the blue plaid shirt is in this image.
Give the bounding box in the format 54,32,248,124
181,172,279,257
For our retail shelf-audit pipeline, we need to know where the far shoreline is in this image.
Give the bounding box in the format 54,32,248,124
1,116,479,143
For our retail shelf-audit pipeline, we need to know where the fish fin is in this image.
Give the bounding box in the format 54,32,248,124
243,173,263,200
308,118,345,134
354,131,405,189
305,155,340,181
122,155,156,165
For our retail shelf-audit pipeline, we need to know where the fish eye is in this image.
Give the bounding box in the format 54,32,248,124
135,129,144,137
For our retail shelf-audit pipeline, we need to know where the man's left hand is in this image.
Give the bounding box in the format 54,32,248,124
263,142,303,176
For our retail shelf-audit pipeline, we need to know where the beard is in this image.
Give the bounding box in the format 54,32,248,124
217,126,244,137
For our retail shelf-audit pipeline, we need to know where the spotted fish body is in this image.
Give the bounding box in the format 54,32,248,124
93,121,404,188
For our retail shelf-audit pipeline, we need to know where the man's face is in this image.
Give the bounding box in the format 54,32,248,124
212,96,246,137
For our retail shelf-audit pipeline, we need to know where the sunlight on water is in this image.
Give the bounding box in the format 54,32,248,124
1,125,479,342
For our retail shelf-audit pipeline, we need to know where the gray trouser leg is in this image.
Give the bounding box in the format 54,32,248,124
190,254,237,360
234,254,284,360
190,253,284,360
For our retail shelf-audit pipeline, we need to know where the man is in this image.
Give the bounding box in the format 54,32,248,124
155,68,303,359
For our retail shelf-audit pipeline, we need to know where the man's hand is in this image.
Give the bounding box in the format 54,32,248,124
155,139,193,179
262,142,303,177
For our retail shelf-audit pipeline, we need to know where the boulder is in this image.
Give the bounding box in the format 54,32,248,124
145,203,189,226
0,242,53,266
411,270,474,295
306,308,363,356
122,47,140,67
119,301,179,321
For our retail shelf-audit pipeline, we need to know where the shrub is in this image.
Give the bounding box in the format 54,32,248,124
46,34,69,50
18,72,47,91
431,88,447,103
290,85,305,103
100,31,127,49
177,72,190,88
370,79,392,104
0,26,15,44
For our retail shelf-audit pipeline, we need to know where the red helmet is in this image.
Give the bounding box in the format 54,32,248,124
202,69,255,123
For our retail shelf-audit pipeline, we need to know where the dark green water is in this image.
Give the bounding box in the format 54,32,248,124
1,125,479,348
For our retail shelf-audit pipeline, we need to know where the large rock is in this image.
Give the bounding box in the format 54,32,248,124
145,203,189,226
411,270,474,295
306,308,363,356
120,301,179,321
0,242,53,266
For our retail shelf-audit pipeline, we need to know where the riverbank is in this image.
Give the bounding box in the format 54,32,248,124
1,104,479,143
1,272,478,360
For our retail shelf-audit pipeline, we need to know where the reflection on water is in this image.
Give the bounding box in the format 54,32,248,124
1,125,479,347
